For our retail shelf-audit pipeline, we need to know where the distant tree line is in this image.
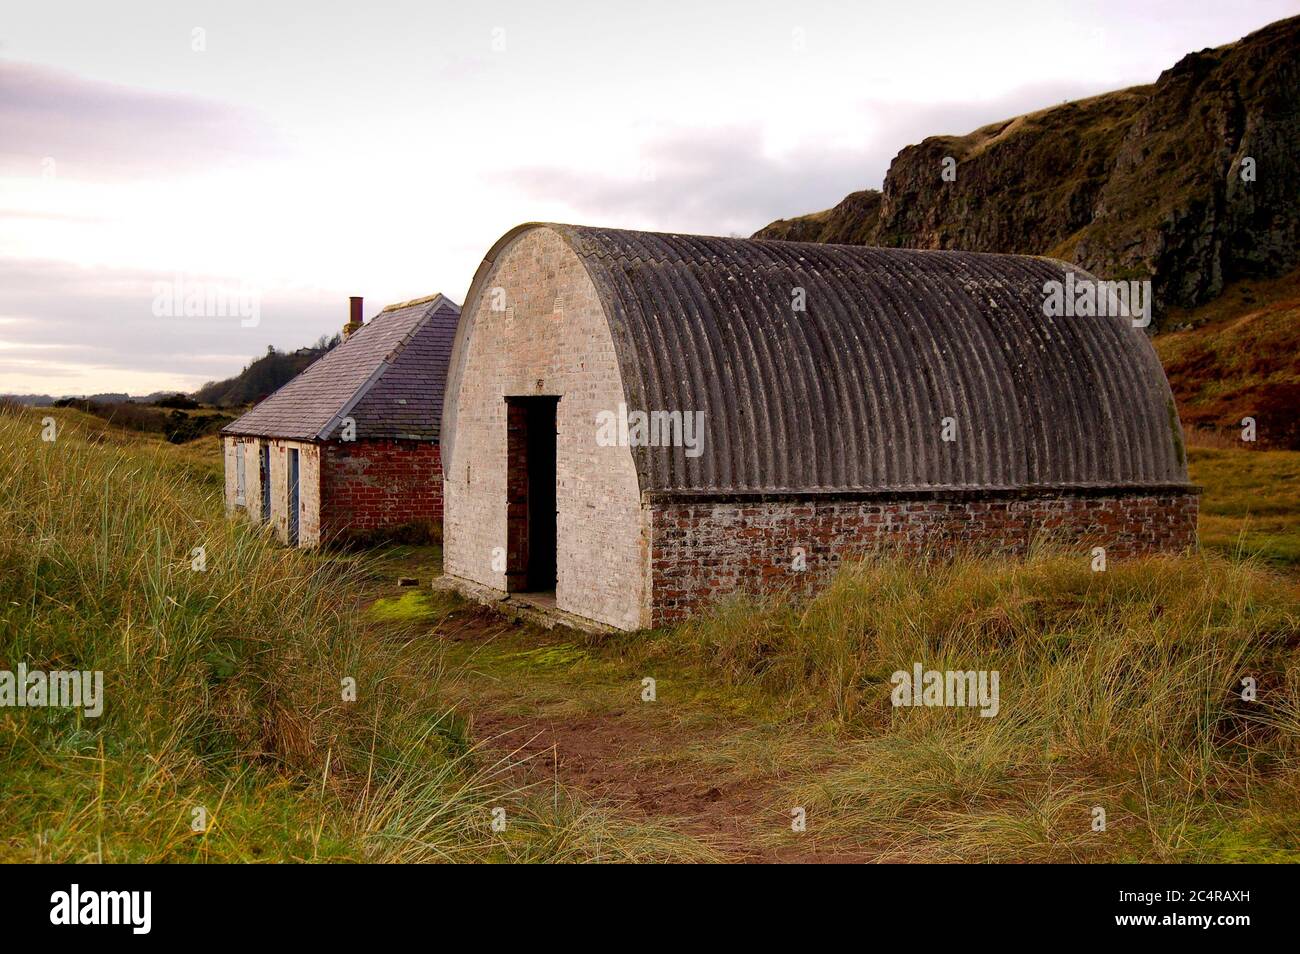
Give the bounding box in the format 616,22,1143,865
194,334,339,408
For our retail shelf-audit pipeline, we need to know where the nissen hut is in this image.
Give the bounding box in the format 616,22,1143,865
438,224,1196,630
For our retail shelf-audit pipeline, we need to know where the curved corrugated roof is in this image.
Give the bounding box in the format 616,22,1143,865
224,295,459,441
450,224,1189,495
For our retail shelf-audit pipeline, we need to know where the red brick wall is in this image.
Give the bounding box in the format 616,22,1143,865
649,491,1198,626
319,439,442,541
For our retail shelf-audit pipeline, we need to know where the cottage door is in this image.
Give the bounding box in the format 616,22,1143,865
288,449,300,546
260,444,272,521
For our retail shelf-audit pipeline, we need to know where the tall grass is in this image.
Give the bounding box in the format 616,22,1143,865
642,551,1300,861
9,403,1293,862
0,407,704,862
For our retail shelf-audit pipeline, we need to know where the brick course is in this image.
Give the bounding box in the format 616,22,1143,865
648,490,1199,626
320,439,442,540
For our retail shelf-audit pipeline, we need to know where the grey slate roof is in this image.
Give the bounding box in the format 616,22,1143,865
448,224,1190,496
223,294,460,442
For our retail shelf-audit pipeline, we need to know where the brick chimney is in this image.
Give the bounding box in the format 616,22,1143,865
343,296,363,339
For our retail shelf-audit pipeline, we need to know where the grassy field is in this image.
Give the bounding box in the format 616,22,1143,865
637,554,1298,860
2,405,1296,862
0,407,703,862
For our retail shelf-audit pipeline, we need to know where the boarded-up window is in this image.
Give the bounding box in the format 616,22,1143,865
235,443,246,506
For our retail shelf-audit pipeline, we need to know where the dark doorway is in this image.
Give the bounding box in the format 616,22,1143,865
288,448,300,546
505,396,558,592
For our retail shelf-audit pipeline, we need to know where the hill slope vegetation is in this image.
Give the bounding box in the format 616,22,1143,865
194,337,339,408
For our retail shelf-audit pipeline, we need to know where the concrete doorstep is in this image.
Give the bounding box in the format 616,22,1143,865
432,575,617,634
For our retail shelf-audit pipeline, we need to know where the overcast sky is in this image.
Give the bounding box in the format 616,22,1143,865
1,0,1293,395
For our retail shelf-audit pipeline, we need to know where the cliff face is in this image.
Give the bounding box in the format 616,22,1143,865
755,16,1300,321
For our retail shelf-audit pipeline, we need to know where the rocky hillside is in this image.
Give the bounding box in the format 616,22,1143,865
756,15,1300,321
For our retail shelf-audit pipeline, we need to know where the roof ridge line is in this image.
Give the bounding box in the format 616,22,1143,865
314,295,444,440
379,291,447,314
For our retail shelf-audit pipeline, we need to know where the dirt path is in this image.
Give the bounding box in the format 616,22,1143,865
473,711,762,853
434,604,878,861
468,708,887,862
358,547,883,862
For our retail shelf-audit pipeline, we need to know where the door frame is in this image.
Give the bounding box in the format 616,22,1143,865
288,447,300,546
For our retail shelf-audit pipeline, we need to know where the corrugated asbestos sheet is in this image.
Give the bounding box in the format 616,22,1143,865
222,295,460,441
547,224,1188,495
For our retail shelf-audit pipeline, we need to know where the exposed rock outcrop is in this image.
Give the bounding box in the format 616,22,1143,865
755,16,1300,323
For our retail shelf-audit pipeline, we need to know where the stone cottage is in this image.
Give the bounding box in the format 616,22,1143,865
222,294,460,547
440,224,1197,630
